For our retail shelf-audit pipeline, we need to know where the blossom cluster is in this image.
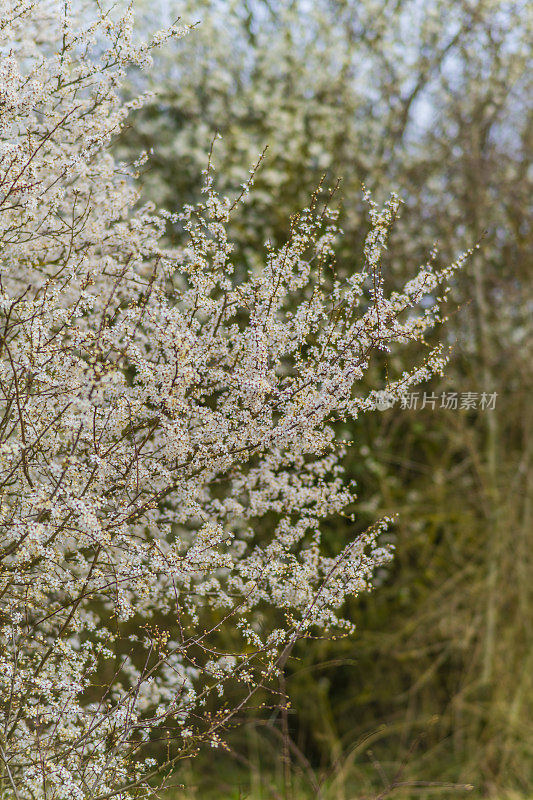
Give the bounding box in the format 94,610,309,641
0,2,468,797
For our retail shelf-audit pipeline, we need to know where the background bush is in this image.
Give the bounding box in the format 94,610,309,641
118,1,533,796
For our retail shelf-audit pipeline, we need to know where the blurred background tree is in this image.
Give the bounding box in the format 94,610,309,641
117,0,532,795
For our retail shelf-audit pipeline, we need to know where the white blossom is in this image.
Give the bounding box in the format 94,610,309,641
0,1,467,796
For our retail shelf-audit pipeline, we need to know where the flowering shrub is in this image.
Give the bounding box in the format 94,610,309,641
0,2,470,797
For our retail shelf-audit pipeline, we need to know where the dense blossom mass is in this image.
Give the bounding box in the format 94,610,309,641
0,2,470,797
